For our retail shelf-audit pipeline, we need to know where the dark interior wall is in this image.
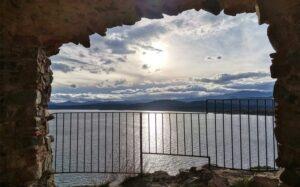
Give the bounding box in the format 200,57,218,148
0,46,54,186
0,0,299,186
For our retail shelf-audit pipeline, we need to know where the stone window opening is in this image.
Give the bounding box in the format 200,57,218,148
1,1,299,186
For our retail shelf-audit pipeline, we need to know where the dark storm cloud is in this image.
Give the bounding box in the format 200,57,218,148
51,63,75,73
195,72,270,84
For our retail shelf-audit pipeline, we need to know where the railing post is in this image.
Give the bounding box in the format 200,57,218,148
139,113,143,174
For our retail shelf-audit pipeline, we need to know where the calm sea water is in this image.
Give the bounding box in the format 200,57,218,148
49,110,277,187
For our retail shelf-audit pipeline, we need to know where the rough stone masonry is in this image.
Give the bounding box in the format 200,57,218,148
0,0,299,186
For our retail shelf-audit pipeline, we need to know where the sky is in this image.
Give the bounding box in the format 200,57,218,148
50,10,275,103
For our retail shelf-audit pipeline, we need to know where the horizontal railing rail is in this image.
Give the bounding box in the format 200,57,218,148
49,99,277,175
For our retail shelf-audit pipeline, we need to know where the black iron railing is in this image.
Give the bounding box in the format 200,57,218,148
49,99,277,175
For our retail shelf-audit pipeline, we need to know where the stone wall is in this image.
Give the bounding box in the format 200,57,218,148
0,47,54,186
256,0,300,186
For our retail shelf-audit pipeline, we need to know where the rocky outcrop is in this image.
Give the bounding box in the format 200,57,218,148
121,167,228,187
119,166,279,187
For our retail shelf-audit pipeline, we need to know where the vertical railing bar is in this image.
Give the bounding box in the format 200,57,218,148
214,100,217,166
112,113,114,172
105,113,107,172
83,112,86,172
139,113,143,174
248,100,251,169
132,113,135,173
198,113,201,156
62,113,65,172
162,113,164,154
155,113,157,153
257,99,260,169
183,114,186,155
230,99,234,169
148,113,150,153
118,113,121,172
91,113,93,172
69,113,72,172
125,113,128,172
205,100,209,157
98,113,100,173
169,113,172,154
191,113,193,156
264,99,268,170
55,113,58,172
76,113,79,172
222,100,225,167
176,113,179,155
272,99,276,169
239,100,243,169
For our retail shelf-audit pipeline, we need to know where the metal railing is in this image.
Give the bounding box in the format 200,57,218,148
49,99,278,175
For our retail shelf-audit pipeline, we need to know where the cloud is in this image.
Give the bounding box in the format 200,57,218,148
102,67,116,74
142,64,150,70
51,55,90,65
117,57,127,62
51,93,123,103
78,52,86,58
125,23,168,41
51,72,274,102
137,44,163,52
51,63,75,73
103,59,114,65
205,56,222,61
195,72,270,84
114,79,127,86
50,10,274,103
104,39,136,54
228,81,274,91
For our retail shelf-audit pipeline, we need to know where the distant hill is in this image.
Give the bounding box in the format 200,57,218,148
49,91,274,114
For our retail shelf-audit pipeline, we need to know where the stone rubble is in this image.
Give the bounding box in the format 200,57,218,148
118,166,279,187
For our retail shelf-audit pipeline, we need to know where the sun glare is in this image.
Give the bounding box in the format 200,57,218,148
141,42,168,70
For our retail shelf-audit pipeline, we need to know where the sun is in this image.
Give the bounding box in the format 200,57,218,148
141,42,168,70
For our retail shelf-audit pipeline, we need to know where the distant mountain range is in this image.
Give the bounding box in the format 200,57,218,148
49,91,274,114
